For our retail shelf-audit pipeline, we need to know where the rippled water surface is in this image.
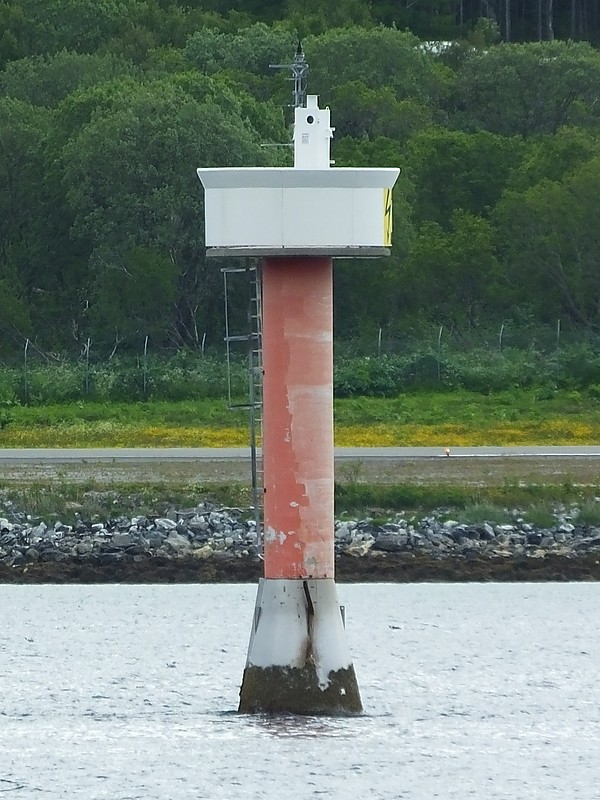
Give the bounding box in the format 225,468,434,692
1,583,599,799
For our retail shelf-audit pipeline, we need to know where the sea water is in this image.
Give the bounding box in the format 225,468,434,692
1,583,598,799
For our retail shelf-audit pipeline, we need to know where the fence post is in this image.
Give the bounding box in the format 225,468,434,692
437,325,443,382
84,338,91,395
23,338,29,404
143,335,149,397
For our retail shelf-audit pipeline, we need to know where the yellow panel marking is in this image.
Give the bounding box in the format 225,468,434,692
383,188,393,246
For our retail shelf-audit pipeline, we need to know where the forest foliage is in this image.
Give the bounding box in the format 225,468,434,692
1,0,600,366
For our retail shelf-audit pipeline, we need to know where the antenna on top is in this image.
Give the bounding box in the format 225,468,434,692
269,41,309,108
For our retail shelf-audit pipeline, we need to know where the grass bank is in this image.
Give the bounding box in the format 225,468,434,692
1,388,599,526
1,389,599,447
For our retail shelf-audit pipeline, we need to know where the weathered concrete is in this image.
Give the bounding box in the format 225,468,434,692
239,664,362,715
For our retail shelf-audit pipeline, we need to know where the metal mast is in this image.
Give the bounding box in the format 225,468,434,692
270,41,309,108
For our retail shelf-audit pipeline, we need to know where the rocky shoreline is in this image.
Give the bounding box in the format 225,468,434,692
1,500,600,583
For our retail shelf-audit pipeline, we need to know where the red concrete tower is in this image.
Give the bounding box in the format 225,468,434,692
198,71,398,714
262,255,335,582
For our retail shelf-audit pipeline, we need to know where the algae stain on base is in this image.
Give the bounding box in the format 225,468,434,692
239,665,362,715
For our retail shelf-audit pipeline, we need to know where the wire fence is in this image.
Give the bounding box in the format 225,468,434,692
1,322,600,405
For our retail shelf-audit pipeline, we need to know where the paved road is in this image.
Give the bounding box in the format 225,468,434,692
0,446,599,487
0,446,600,462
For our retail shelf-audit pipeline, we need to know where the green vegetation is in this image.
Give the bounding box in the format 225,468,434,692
0,480,255,524
521,504,558,529
334,480,600,515
575,500,600,527
455,503,514,525
332,480,600,534
3,478,597,527
0,399,241,428
1,4,600,364
3,342,600,407
0,354,248,405
0,386,598,448
335,481,481,512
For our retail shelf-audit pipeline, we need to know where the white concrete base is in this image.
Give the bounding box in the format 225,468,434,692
238,578,362,714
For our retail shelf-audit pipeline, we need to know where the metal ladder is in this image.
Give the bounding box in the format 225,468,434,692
222,263,263,553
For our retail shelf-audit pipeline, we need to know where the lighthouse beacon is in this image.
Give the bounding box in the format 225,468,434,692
198,59,399,714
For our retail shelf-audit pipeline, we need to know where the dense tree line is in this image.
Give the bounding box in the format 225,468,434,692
1,1,600,361
5,0,597,58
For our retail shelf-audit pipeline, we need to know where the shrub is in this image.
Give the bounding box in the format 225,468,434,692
575,501,600,527
522,504,557,529
555,344,600,389
22,363,85,404
3,338,600,404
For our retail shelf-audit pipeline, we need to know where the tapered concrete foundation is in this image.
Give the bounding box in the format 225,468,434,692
238,578,362,715
238,256,362,715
